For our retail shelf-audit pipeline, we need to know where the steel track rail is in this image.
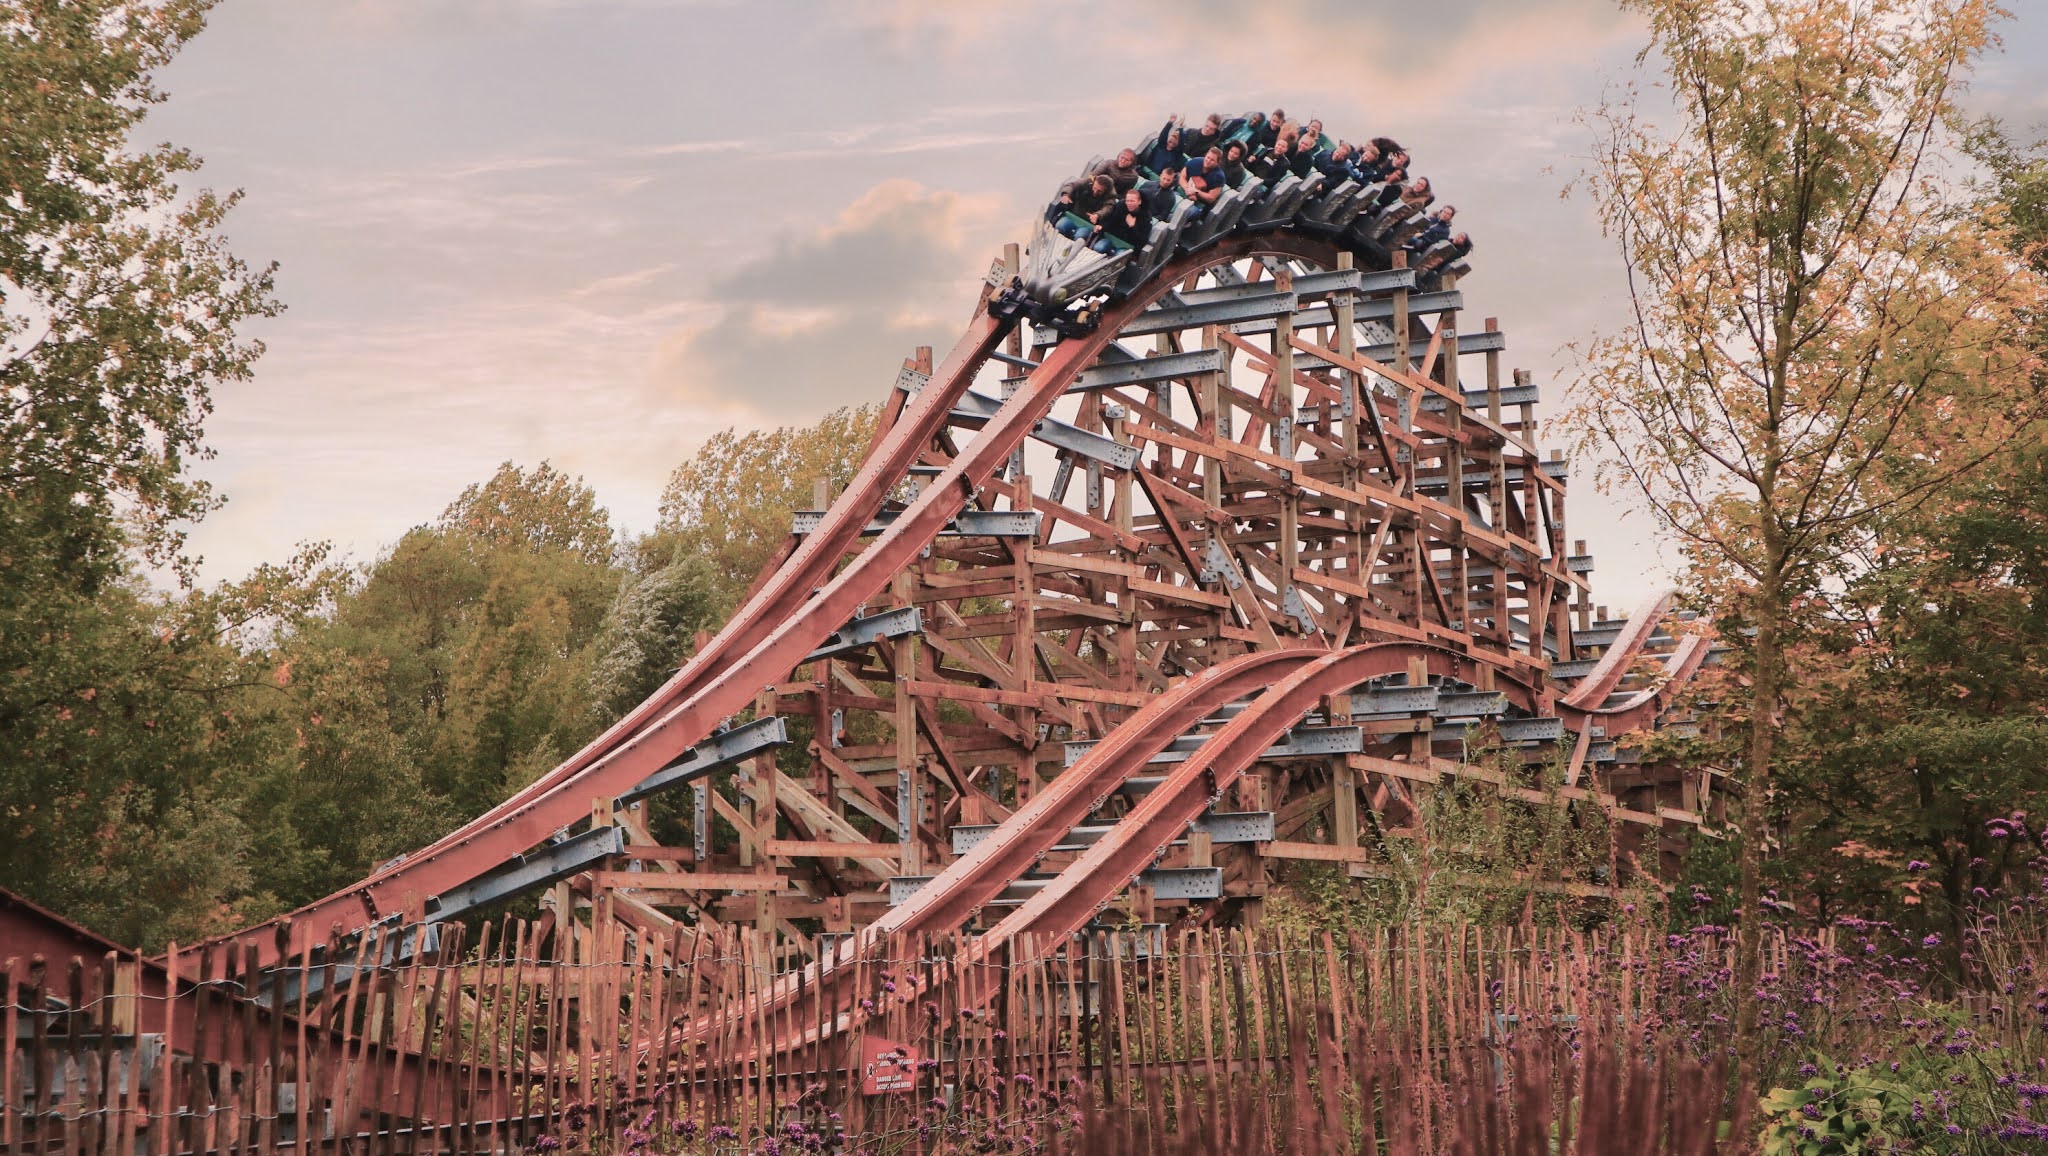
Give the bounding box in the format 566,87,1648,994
326,317,1012,893
873,648,1326,940
1564,633,1710,738
665,639,1548,1063
472,316,1013,815
986,642,1539,953
637,648,1334,1062
1555,592,1707,737
1560,592,1671,712
183,316,1011,969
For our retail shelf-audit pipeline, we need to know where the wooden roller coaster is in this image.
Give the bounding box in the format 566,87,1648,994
2,116,1732,1155
182,133,1718,980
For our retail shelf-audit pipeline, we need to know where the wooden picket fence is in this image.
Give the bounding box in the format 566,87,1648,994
3,916,1723,1155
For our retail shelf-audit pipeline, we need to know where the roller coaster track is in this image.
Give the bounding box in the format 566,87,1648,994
661,637,1608,1067
192,121,1719,986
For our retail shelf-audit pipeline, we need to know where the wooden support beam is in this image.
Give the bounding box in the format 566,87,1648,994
589,872,789,894
1263,840,1385,865
764,840,905,860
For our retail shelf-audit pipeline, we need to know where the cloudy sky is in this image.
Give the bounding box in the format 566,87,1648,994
147,0,2048,607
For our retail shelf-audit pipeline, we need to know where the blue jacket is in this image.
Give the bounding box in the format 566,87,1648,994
1405,218,1452,252
1141,118,1185,173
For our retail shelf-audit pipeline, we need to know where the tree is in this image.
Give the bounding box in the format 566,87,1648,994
652,405,877,607
1569,0,2046,1093
1776,446,2048,935
1769,132,2048,939
0,544,348,948
586,552,724,721
328,465,620,815
0,0,279,582
440,460,617,567
0,0,278,943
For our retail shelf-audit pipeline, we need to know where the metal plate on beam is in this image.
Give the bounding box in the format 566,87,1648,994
426,825,624,921
1434,716,1565,744
888,867,1223,906
1503,716,1568,743
1143,867,1225,900
1063,725,1363,767
791,509,1043,538
947,389,1142,470
1201,538,1244,589
1070,348,1223,391
617,716,789,806
1413,464,1561,493
1198,810,1277,842
1353,685,1440,715
1227,292,1464,339
1352,268,1419,294
1434,691,1509,718
1419,383,1542,412
1120,291,1298,337
950,811,1275,855
1280,585,1316,633
1174,269,1369,306
1358,328,1506,362
804,606,923,662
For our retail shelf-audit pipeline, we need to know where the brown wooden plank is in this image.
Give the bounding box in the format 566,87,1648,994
589,871,791,894
762,839,903,860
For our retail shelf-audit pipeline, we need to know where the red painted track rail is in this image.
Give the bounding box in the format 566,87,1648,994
679,640,1556,1061
989,642,1532,951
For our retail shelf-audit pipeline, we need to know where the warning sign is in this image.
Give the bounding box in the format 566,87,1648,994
860,1036,918,1095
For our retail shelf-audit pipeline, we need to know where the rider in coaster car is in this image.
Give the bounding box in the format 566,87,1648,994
1350,145,1379,183
1183,146,1229,214
1351,140,1384,181
1143,118,1186,173
1284,131,1319,179
1250,135,1297,184
1139,161,1185,219
1243,110,1280,152
1220,140,1253,189
1405,205,1457,253
1419,233,1474,275
1318,142,1363,184
1050,173,1116,239
1180,113,1226,161
1363,142,1409,184
1091,187,1156,254
1031,115,1478,285
1372,169,1408,207
1091,148,1144,194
